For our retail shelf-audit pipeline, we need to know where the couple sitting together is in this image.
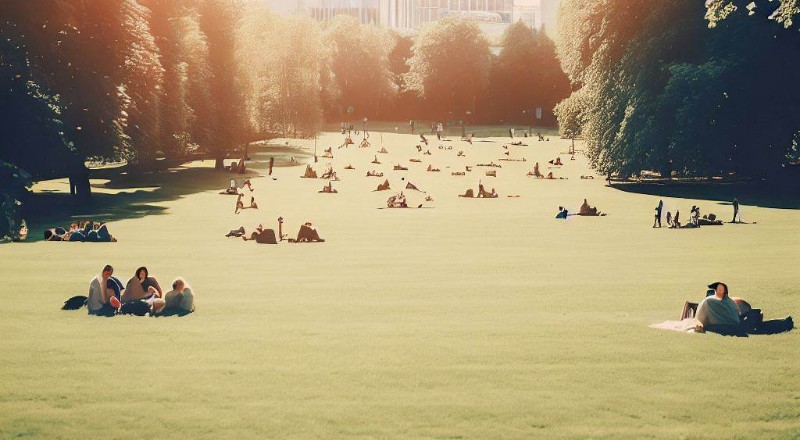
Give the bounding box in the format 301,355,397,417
87,265,194,316
46,221,116,242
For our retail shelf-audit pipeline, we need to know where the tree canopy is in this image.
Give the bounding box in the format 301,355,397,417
555,0,800,179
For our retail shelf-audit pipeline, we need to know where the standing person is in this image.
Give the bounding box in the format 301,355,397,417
87,265,120,316
362,117,369,139
268,157,275,176
409,119,415,134
654,200,663,228
732,198,740,223
436,122,443,140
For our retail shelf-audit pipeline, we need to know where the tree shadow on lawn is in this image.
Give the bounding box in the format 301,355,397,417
609,180,800,210
21,165,248,242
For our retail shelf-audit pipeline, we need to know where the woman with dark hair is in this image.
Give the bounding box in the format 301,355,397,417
695,282,742,327
122,267,165,314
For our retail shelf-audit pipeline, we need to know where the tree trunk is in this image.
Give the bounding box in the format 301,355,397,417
215,157,225,170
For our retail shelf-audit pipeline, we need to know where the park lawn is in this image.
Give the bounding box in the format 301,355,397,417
1,130,799,439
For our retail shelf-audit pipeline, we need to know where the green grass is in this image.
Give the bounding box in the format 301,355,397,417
1,131,799,439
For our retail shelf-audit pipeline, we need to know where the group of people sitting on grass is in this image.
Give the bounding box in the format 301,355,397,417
655,200,731,229
86,265,194,316
460,182,498,199
555,199,605,219
664,207,723,229
220,179,253,195
226,219,324,243
45,221,117,242
235,193,258,214
386,192,408,208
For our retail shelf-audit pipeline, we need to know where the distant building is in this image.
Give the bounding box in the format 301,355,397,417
289,0,544,33
539,0,559,36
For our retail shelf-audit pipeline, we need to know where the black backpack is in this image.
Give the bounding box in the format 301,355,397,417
62,295,88,310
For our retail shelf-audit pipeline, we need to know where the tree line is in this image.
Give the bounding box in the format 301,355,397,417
1,2,569,238
555,0,800,180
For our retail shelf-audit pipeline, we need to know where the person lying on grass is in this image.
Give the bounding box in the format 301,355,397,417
695,282,793,334
46,221,117,242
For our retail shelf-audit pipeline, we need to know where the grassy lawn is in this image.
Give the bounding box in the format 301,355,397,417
1,130,798,439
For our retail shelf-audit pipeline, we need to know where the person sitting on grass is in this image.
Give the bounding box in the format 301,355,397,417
87,265,122,316
320,182,337,193
16,220,28,242
123,267,165,314
386,192,408,208
695,282,740,329
302,164,318,178
556,206,569,219
578,199,601,216
321,166,338,180
533,162,543,178
476,182,498,198
163,278,195,315
691,282,792,335
221,179,239,195
672,210,681,228
235,194,245,214
372,155,381,165
241,224,277,244
294,222,325,242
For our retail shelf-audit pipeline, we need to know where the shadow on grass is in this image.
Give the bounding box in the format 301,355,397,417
21,165,252,242
609,180,800,210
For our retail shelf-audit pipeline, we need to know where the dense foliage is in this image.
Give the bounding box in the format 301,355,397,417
555,0,800,179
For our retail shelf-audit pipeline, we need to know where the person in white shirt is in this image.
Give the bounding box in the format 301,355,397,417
87,265,121,316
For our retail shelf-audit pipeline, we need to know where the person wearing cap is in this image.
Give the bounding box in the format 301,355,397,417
695,282,741,327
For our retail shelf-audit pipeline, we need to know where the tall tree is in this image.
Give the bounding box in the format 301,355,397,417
405,18,493,119
199,0,248,168
322,15,394,121
237,7,325,138
489,21,570,126
556,0,800,178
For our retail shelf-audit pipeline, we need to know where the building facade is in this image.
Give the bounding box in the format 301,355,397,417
294,0,543,32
